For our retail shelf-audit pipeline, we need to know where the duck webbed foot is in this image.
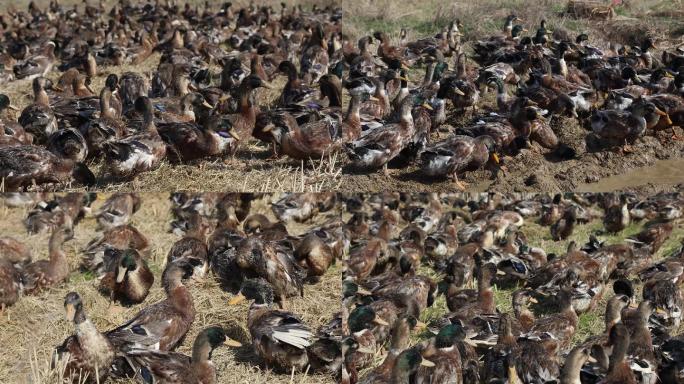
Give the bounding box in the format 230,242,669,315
451,174,468,190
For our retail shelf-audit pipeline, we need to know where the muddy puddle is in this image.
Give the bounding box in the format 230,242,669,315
577,159,684,192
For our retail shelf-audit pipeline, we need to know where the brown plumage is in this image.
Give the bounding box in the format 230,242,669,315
22,224,73,295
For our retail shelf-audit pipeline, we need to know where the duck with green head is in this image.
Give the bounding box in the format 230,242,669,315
99,248,154,306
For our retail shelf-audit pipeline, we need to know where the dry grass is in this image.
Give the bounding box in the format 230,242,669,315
0,193,339,384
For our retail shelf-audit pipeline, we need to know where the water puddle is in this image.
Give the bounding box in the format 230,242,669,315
577,159,684,192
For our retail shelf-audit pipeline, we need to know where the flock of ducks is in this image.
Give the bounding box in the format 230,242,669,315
1,3,683,191
2,190,684,383
0,192,343,383
341,15,684,187
0,1,342,190
341,191,684,383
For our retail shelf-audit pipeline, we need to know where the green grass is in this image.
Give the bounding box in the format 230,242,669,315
403,209,684,351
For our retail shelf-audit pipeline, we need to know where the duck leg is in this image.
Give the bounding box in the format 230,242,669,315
382,163,389,177
451,173,468,190
672,126,683,141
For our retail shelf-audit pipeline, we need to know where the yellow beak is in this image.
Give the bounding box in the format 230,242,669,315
372,316,389,326
401,64,410,71
369,96,380,102
228,130,241,140
454,88,465,96
228,293,246,305
421,103,433,111
8,105,19,111
420,358,436,367
202,100,214,109
261,124,275,133
224,337,243,347
65,304,76,322
116,266,127,283
528,297,539,304
491,153,500,164
398,76,409,82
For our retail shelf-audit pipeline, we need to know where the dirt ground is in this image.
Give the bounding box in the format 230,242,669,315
0,194,339,384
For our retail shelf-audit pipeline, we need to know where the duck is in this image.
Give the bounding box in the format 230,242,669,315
13,41,57,80
166,213,210,280
264,108,343,160
602,324,638,384
94,193,142,230
243,214,290,242
52,292,115,384
102,96,166,180
359,347,435,384
80,78,127,156
224,75,272,149
160,115,240,162
419,135,499,190
81,224,150,275
345,95,424,175
98,248,154,306
414,323,465,384
125,326,242,384
231,278,313,372
272,192,337,223
591,101,669,152
560,346,594,384
0,236,32,266
0,257,23,310
550,205,577,240
0,94,29,146
23,193,95,233
106,262,195,358
21,223,73,295
18,77,59,143
234,236,304,305
0,143,96,191
294,231,335,281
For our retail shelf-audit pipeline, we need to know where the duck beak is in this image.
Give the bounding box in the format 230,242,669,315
202,100,214,109
454,87,465,96
8,105,19,111
219,94,231,102
401,64,410,71
261,123,275,133
420,358,436,367
522,28,529,33
373,316,389,326
463,337,478,347
587,356,597,363
421,103,433,111
52,85,64,92
525,99,538,106
491,152,500,164
65,303,76,322
496,269,506,276
655,307,668,315
369,96,380,101
357,346,375,354
528,297,539,304
356,287,372,295
228,130,241,140
398,76,409,82
116,266,127,283
224,337,243,347
414,320,427,330
228,293,246,305
188,83,198,91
